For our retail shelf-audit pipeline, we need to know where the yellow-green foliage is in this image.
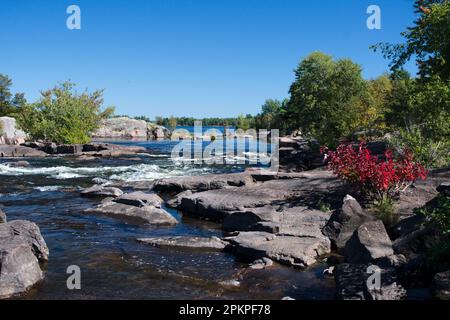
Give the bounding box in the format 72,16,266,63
16,82,114,144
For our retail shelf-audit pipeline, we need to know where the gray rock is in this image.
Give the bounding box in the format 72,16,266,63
334,263,406,300
225,231,330,268
0,241,43,299
218,280,241,288
153,173,254,193
85,201,178,225
138,236,226,251
166,190,193,208
344,220,394,264
0,145,47,157
323,195,374,251
392,215,425,239
249,257,274,270
432,271,450,300
0,220,49,299
0,209,6,224
437,183,450,197
80,185,124,198
393,225,442,258
114,191,163,208
0,117,27,145
5,220,49,262
92,117,148,139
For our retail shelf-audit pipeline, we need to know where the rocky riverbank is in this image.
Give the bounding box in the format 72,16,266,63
0,142,147,159
76,164,449,300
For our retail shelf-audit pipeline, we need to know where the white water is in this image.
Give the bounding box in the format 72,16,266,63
0,163,213,183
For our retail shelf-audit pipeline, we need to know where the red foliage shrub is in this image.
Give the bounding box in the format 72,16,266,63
323,142,428,199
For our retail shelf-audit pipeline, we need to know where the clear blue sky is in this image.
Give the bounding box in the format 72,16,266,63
0,0,418,119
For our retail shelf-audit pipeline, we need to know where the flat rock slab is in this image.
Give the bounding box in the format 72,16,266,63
0,220,49,299
137,236,227,251
80,185,124,198
225,231,330,268
223,205,330,238
85,201,178,226
179,169,343,222
0,145,47,158
114,191,163,208
153,173,254,193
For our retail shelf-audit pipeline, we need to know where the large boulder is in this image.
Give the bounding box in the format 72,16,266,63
393,225,442,258
432,271,450,300
92,117,148,139
334,263,406,300
0,220,49,299
344,220,394,264
323,195,374,251
0,117,27,145
148,123,170,140
225,231,330,268
84,200,178,225
137,236,227,251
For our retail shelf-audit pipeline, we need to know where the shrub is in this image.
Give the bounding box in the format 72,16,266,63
371,194,399,227
325,142,428,201
15,82,114,144
415,194,450,235
389,127,450,169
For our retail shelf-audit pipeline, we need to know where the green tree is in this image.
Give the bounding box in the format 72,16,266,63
286,52,369,146
237,114,250,131
0,74,26,116
168,116,177,130
373,0,450,80
16,81,115,144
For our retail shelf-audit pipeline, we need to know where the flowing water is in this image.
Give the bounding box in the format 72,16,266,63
0,139,335,300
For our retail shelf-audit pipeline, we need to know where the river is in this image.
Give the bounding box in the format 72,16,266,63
0,139,335,300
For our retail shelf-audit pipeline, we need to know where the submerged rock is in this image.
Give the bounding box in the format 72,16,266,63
80,185,124,198
0,220,49,299
344,220,394,264
137,236,227,251
85,201,178,225
2,161,30,168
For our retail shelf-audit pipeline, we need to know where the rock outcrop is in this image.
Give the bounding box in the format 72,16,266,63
92,117,170,140
0,117,27,145
0,219,49,299
432,271,450,300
